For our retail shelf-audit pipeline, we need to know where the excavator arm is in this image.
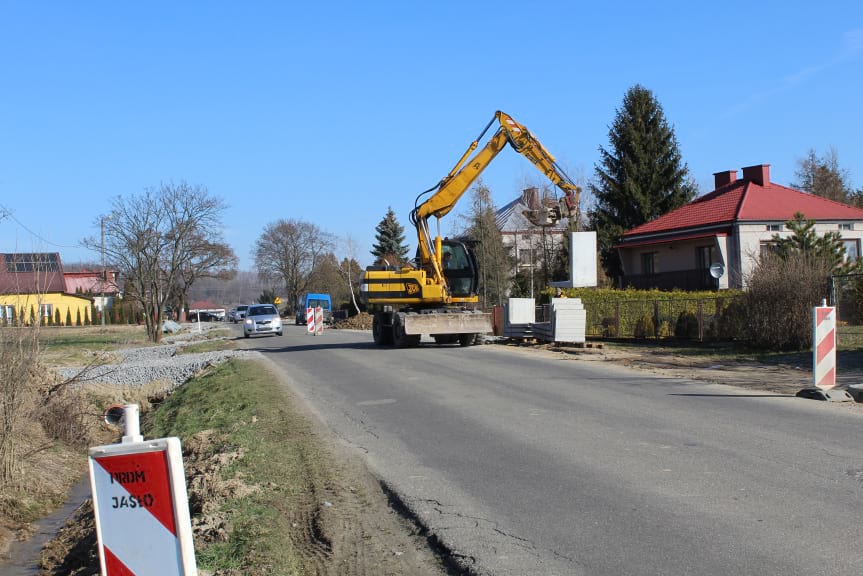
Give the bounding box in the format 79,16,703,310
410,110,581,283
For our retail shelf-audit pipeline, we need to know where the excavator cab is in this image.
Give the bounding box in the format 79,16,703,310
438,240,479,298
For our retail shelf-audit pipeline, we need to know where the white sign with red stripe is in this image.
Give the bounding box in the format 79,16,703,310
315,306,324,335
813,304,837,389
89,437,197,575
306,307,315,333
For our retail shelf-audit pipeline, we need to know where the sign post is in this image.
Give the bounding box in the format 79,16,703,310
797,300,854,401
813,301,836,389
89,405,197,575
315,306,324,335
306,307,316,334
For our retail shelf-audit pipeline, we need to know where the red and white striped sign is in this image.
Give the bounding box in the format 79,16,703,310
315,306,324,335
89,438,197,575
306,307,315,333
813,304,836,389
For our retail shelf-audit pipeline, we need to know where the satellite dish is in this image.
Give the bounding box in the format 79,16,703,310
709,262,725,279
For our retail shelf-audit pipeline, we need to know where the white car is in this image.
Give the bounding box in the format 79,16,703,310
243,304,283,337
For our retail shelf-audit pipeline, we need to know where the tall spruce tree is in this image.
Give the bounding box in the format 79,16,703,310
371,207,410,264
589,85,696,281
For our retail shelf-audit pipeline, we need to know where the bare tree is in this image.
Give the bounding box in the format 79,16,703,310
793,147,854,203
305,252,343,296
253,219,335,313
86,182,230,342
171,233,238,320
340,235,363,315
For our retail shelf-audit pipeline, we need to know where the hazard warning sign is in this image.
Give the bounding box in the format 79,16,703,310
89,437,197,575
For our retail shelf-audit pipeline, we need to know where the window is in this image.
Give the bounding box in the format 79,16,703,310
760,242,778,258
843,239,860,262
766,224,782,232
696,245,714,270
40,303,54,318
839,223,854,231
1,305,15,322
641,252,657,275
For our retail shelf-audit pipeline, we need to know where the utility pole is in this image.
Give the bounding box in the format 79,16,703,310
101,217,106,331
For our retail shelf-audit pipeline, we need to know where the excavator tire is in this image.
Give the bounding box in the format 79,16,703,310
432,334,459,345
393,314,421,348
372,313,393,346
458,333,476,347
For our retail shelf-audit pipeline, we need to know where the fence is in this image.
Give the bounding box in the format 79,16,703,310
542,296,742,342
830,273,863,347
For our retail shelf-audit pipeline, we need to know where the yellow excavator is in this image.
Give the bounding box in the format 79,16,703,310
360,110,580,347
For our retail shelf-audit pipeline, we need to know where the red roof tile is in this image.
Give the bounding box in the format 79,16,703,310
64,271,120,295
624,179,863,238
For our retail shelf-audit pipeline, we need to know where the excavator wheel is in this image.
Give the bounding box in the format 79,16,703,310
393,315,421,348
372,313,393,346
458,333,476,347
432,334,459,345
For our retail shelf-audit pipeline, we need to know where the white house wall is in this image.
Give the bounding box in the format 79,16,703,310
715,235,730,289
626,238,722,273
735,221,863,288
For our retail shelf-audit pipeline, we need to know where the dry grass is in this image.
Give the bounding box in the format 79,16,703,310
36,325,150,367
0,325,145,541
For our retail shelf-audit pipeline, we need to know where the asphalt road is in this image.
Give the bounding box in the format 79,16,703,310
238,324,863,576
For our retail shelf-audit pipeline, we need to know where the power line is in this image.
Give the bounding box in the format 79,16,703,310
0,203,85,250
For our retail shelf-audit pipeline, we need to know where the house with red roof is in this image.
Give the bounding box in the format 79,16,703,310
616,164,863,290
0,253,95,325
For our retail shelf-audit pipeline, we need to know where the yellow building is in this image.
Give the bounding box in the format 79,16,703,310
0,253,94,326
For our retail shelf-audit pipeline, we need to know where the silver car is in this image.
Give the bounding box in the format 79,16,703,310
231,305,249,323
243,304,283,337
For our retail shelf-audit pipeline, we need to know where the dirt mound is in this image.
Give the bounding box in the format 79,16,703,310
331,312,373,331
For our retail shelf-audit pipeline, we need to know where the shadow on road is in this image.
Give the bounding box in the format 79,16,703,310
668,393,796,398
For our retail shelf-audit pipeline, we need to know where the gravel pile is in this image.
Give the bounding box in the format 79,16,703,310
57,329,261,389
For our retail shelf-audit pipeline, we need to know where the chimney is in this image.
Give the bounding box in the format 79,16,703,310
741,164,770,186
713,170,737,189
522,187,540,210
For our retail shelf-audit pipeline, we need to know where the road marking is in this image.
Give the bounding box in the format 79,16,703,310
357,399,397,406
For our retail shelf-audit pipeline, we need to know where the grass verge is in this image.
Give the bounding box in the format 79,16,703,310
146,359,331,575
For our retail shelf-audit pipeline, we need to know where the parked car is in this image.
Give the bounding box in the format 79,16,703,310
243,304,283,338
231,305,249,323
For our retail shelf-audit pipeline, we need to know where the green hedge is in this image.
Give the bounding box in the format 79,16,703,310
551,287,744,340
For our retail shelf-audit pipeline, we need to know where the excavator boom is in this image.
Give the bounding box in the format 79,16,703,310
361,110,580,347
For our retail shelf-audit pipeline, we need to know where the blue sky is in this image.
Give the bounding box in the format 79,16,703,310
1,1,861,269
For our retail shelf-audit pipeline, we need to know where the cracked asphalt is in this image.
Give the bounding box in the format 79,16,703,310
241,326,863,576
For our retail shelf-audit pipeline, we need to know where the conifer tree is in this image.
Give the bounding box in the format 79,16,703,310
76,308,82,326
371,207,409,264
772,212,855,273
84,306,91,325
54,308,61,326
589,84,696,281
461,183,512,306
65,308,72,326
